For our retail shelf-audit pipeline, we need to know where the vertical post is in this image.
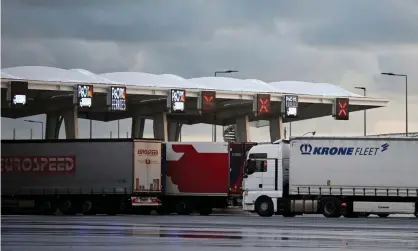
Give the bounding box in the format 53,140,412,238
405,75,408,137
89,119,93,139
41,122,44,139
110,131,112,138
289,122,292,138
213,72,217,142
13,128,16,140
117,120,120,139
30,128,33,139
363,89,367,136
126,131,129,138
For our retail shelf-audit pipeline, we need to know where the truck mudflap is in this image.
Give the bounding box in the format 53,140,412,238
131,197,161,207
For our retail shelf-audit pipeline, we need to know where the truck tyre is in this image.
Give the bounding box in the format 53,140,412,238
255,197,274,217
81,200,94,215
321,197,341,218
377,213,389,218
36,200,56,215
58,200,74,215
176,201,191,215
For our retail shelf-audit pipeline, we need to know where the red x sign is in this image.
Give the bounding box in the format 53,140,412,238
335,98,349,120
338,101,347,116
204,95,214,103
259,98,269,112
201,91,216,113
256,94,270,114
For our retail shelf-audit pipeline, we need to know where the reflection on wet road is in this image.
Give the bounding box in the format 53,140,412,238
2,215,418,251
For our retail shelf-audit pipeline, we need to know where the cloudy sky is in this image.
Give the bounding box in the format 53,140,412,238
1,0,418,141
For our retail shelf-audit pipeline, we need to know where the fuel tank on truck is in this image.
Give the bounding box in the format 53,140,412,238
165,142,230,196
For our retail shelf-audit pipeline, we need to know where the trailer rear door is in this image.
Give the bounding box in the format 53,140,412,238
229,142,257,195
133,140,165,193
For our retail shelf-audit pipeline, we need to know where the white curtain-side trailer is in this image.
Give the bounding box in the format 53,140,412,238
242,137,418,218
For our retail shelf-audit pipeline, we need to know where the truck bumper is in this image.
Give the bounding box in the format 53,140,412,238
131,196,161,207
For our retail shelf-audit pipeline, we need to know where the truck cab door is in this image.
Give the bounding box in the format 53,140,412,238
243,153,267,191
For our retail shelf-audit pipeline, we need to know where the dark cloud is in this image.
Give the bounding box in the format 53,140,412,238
1,0,418,138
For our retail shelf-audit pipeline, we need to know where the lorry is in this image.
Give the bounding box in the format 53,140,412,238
1,139,255,216
242,137,418,218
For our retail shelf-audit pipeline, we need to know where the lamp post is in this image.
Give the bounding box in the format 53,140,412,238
381,72,408,137
355,87,367,136
213,70,239,142
302,131,316,136
24,119,44,139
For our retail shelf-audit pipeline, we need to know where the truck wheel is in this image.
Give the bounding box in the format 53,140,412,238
176,201,191,215
36,200,56,215
377,213,390,218
321,197,341,218
81,200,94,215
59,200,75,215
255,197,274,217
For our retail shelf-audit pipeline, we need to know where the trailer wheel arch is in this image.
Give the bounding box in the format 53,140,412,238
255,195,274,217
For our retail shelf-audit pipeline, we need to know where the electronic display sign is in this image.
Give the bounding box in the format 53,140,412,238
199,91,216,113
107,86,126,111
74,84,93,109
333,98,349,120
7,81,28,107
281,95,298,118
168,89,186,113
254,94,271,115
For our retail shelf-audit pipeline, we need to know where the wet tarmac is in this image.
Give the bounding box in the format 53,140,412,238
2,214,418,251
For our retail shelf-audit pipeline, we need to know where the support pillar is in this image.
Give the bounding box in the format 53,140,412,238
235,115,250,142
131,116,145,139
153,112,168,141
269,117,284,142
63,107,78,139
45,112,59,139
168,122,182,142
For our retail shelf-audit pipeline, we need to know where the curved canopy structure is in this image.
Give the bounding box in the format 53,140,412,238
2,66,365,98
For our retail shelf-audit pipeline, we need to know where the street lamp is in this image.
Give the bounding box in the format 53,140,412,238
302,131,316,136
355,87,367,136
213,70,239,142
381,72,408,137
24,119,44,139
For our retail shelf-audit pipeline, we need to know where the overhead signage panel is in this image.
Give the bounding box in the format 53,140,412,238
254,94,271,115
107,86,127,111
281,95,298,118
199,91,216,113
74,84,93,110
8,81,28,107
333,98,349,120
168,89,186,113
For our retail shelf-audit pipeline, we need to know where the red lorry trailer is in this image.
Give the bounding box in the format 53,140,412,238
161,141,256,215
1,139,254,215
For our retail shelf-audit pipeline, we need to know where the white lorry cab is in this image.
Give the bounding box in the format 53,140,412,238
242,137,418,218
